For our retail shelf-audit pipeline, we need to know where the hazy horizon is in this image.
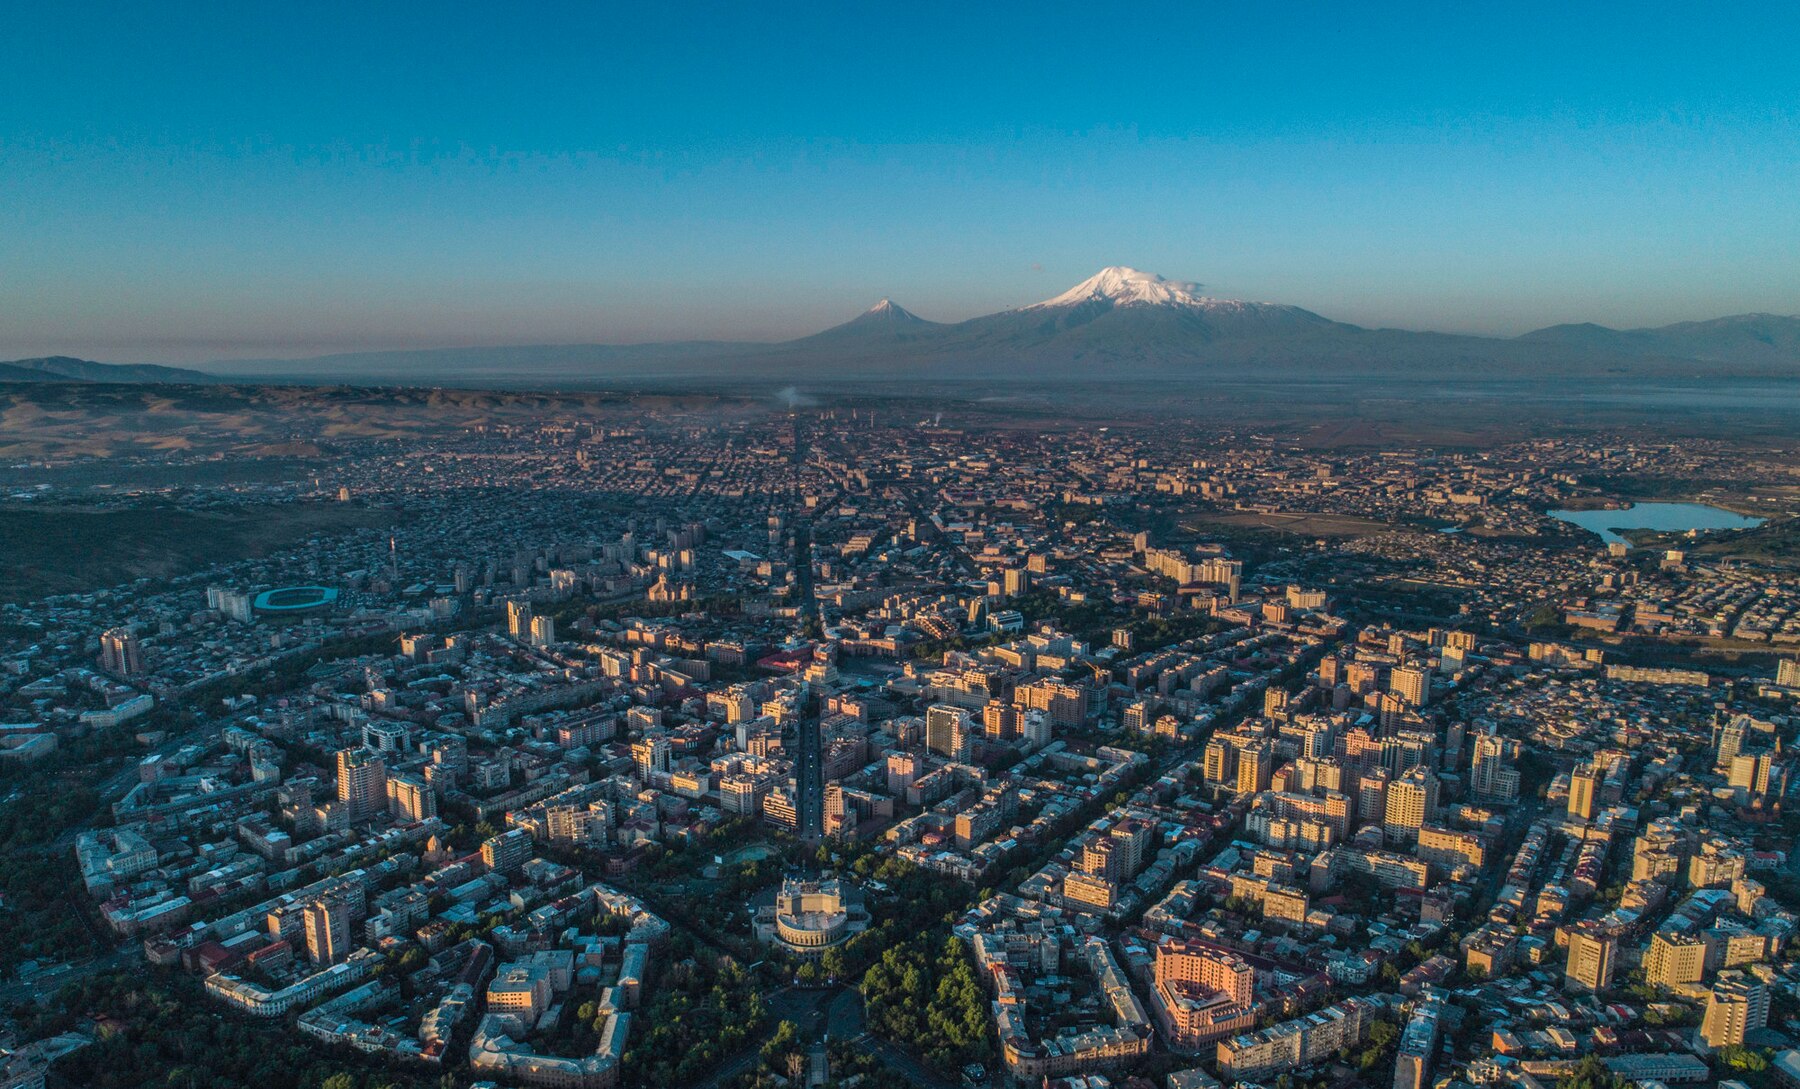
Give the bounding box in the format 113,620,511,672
11,267,1800,369
5,3,1799,363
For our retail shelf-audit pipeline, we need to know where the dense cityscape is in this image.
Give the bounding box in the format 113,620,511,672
1,399,1797,1089
9,2,1800,1088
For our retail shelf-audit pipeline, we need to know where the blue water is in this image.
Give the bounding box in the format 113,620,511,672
1548,502,1764,548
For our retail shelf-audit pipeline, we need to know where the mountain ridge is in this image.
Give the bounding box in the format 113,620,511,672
0,356,220,385
12,269,1800,387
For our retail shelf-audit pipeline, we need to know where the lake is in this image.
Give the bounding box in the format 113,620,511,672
1548,502,1764,548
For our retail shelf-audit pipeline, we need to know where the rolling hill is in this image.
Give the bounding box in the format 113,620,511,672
0,356,220,385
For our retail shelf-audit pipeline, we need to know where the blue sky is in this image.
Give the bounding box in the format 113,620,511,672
3,2,1798,361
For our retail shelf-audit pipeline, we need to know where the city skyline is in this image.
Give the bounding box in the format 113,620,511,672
5,3,1799,361
7,8,1800,1089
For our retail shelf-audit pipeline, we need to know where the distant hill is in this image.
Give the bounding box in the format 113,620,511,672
1518,313,1800,367
43,268,1800,387
0,356,219,384
183,341,762,384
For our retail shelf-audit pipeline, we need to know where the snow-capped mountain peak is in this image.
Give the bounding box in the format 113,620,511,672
850,298,925,324
1028,266,1221,310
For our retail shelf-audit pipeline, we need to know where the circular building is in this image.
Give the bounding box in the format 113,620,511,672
757,877,868,958
252,585,339,614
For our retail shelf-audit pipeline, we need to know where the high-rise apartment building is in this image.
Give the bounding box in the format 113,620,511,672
1728,751,1774,803
336,748,388,824
99,627,144,676
1204,738,1236,786
506,598,534,641
981,700,1020,740
1568,763,1600,821
480,829,531,875
925,704,972,761
1714,715,1750,771
1383,767,1437,842
303,896,350,966
1700,971,1769,1048
386,773,437,822
1393,991,1443,1089
1644,931,1707,988
1152,938,1257,1049
632,736,671,780
1563,924,1616,992
1390,665,1431,707
1468,732,1521,801
1235,742,1273,795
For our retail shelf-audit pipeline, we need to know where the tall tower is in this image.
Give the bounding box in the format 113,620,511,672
303,896,349,966
1700,971,1768,1048
1563,924,1616,992
1568,763,1600,821
1235,741,1272,795
99,628,144,676
506,599,534,641
925,704,972,761
1383,766,1437,842
1390,665,1431,707
336,748,388,824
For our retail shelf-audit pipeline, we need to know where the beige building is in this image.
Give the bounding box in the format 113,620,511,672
336,748,388,824
303,896,350,967
1567,764,1599,821
1383,767,1437,842
1563,924,1616,992
1644,931,1707,988
1063,870,1117,913
387,773,437,822
1417,824,1486,875
1700,971,1769,1048
1235,742,1272,796
1390,665,1430,707
1468,733,1521,801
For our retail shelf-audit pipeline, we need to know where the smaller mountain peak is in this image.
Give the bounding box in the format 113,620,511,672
854,298,923,323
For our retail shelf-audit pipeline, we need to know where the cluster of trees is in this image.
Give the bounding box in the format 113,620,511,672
1009,589,1124,646
0,753,116,979
1346,1016,1400,1073
1558,1054,1629,1089
0,775,102,850
1716,1045,1772,1074
317,1075,447,1089
818,1039,915,1089
40,972,442,1089
1128,610,1227,653
779,852,986,987
0,838,102,977
759,1019,800,1068
620,956,768,1087
1640,1002,1697,1028
860,936,989,1074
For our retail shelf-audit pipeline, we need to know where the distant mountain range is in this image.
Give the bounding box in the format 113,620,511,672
8,268,1800,388
0,356,219,385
